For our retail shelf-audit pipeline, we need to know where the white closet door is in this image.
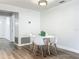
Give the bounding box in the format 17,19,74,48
0,16,10,40
5,17,10,40
0,16,5,38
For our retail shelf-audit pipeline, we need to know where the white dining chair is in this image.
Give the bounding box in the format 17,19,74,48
43,35,58,55
29,34,36,51
49,36,58,55
31,35,44,56
43,37,50,55
32,36,44,56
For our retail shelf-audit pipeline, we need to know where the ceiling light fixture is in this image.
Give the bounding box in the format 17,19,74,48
38,0,48,6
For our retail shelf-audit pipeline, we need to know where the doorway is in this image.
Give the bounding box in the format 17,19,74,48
0,11,19,42
0,15,10,40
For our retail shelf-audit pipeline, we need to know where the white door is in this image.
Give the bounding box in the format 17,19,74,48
0,16,10,40
5,17,10,40
0,16,5,38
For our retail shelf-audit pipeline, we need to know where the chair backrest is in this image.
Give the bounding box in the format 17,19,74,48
50,36,57,45
33,36,44,45
43,38,50,45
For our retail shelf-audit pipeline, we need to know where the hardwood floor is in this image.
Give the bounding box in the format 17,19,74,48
0,39,79,59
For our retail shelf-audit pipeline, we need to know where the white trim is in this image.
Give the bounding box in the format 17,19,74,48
57,45,79,53
15,43,79,53
15,43,31,46
14,43,19,46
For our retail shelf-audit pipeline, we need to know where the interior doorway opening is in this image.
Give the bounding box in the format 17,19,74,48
0,10,19,42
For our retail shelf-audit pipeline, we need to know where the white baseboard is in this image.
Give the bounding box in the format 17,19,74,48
57,45,79,53
14,43,79,54
15,43,31,46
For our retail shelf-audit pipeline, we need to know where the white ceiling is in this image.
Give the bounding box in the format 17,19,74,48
0,0,72,11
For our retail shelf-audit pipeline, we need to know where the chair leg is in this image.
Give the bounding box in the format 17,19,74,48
33,44,37,56
48,45,51,55
33,45,35,55
40,46,44,57
30,44,33,51
54,43,57,55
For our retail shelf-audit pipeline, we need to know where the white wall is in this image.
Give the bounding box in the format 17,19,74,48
19,10,40,37
0,4,40,44
41,0,79,53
